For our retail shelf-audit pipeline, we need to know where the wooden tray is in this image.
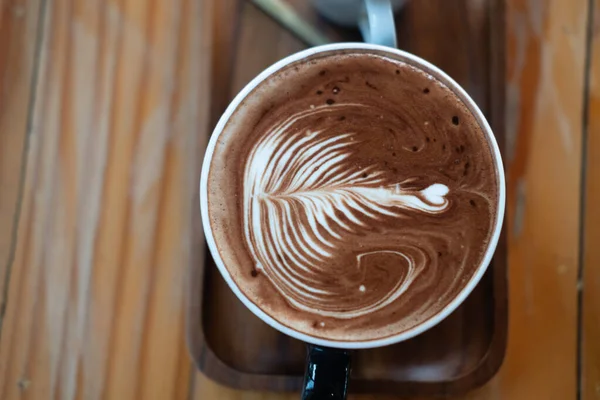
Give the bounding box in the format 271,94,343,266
187,0,507,396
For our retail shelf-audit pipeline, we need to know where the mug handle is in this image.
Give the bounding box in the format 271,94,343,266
301,345,352,400
359,0,397,48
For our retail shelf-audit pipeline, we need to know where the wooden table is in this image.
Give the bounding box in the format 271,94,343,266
0,0,598,399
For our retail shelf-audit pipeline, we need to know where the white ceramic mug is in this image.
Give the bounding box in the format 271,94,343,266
200,1,505,399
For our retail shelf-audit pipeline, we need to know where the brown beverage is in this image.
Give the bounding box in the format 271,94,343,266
205,49,500,342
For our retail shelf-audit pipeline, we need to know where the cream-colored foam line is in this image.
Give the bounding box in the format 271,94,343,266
243,105,451,319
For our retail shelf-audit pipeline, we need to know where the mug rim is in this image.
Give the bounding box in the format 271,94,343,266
200,42,506,349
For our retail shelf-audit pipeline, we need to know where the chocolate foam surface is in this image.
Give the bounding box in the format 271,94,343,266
206,50,500,342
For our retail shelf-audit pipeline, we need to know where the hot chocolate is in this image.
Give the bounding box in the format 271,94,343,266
204,49,500,342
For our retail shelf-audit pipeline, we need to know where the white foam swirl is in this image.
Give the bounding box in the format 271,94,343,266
243,104,450,319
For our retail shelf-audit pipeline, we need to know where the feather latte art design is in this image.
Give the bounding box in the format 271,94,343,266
243,105,451,319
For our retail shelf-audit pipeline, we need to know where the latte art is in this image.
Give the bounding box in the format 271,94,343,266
244,104,450,318
205,50,500,342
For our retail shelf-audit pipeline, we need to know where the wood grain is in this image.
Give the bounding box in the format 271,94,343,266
482,0,588,398
583,1,600,398
0,0,212,399
0,0,42,314
0,0,594,399
208,0,242,126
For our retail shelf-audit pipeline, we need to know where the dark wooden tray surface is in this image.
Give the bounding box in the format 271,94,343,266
187,0,507,396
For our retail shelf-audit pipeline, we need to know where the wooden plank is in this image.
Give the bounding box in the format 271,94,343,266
0,0,212,399
208,0,243,126
470,0,588,398
0,0,42,312
582,1,600,398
